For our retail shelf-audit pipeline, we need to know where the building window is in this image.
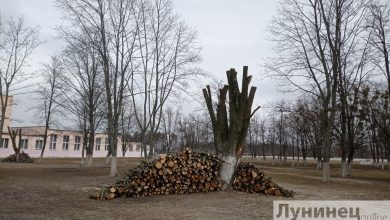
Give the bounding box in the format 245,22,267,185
104,138,109,151
19,139,28,149
35,139,43,150
136,144,141,151
0,138,9,149
95,138,101,151
74,136,81,151
49,134,57,150
62,135,69,150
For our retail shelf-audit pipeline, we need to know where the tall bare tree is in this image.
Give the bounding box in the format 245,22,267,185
35,55,65,162
369,0,390,96
57,0,137,175
368,0,390,170
268,0,369,181
247,115,258,158
130,0,201,158
59,30,105,166
0,15,41,145
119,102,135,157
267,115,278,166
161,107,179,153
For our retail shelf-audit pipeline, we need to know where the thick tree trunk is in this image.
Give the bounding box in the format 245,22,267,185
110,130,118,176
203,66,259,187
86,154,93,167
341,161,347,177
322,162,330,182
220,156,239,186
110,156,117,176
86,134,94,167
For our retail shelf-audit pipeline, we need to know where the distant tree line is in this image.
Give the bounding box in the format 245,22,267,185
264,0,390,180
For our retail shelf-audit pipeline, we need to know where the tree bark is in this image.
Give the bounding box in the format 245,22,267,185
86,154,93,167
341,161,347,178
219,156,239,186
8,127,21,162
322,162,330,182
110,156,117,176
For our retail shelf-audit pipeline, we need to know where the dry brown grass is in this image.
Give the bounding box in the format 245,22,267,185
0,157,389,220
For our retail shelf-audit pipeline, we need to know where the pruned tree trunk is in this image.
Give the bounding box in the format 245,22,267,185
203,66,260,185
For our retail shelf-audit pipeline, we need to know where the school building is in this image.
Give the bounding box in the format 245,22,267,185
0,96,143,158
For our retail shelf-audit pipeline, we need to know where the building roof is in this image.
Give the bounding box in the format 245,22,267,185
9,126,115,137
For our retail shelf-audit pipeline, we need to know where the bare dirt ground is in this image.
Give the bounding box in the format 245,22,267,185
0,157,389,220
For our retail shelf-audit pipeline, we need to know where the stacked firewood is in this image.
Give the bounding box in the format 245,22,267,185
233,162,294,197
91,149,294,200
91,149,223,200
1,152,34,163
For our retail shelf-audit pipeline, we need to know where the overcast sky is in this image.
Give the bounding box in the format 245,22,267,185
0,0,290,127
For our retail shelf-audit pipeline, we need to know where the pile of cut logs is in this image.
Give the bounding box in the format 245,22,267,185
91,149,293,200
233,162,294,197
1,152,34,163
91,149,223,200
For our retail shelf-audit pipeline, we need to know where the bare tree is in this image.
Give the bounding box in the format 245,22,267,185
267,116,278,166
259,119,267,160
130,0,201,158
248,115,260,159
369,0,390,96
161,106,180,153
368,0,390,170
268,0,369,181
119,102,135,157
272,100,289,165
59,29,105,166
35,56,65,162
361,86,390,170
57,0,137,176
0,15,41,145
